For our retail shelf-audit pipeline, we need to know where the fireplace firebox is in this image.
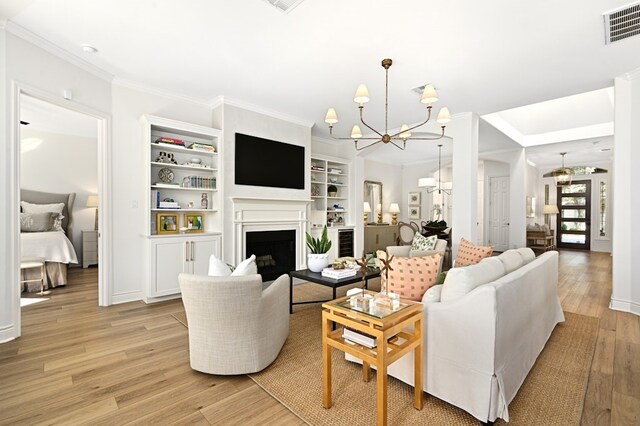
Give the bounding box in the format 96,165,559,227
246,230,296,281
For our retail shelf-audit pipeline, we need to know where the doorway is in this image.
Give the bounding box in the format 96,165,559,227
557,180,591,250
488,176,510,252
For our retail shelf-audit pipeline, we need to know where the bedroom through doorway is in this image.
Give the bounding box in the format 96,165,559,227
19,94,100,307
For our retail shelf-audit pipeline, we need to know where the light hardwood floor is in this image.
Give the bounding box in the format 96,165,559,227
1,251,638,425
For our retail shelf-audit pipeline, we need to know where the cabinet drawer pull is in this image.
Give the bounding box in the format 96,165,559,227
190,241,195,261
185,241,190,262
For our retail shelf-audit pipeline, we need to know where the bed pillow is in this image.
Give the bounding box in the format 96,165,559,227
454,238,493,267
20,212,58,232
20,201,65,215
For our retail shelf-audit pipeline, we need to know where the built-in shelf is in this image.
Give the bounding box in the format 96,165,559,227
151,208,218,212
328,197,348,200
328,172,348,177
150,161,217,172
151,185,217,192
150,143,217,156
147,231,222,239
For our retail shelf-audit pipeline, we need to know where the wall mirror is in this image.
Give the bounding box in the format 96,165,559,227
364,180,383,223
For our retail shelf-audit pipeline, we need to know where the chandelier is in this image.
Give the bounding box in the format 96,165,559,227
324,58,452,151
418,144,452,195
550,152,573,187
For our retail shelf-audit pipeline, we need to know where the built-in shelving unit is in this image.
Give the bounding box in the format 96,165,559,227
310,156,351,229
141,114,223,302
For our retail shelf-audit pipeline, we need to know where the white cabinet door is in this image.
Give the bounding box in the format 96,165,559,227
190,236,220,276
152,238,189,297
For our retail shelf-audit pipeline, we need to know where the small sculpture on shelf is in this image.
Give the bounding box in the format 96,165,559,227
201,193,208,209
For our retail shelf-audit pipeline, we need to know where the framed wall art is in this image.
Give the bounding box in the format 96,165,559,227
408,192,421,206
157,212,179,234
408,206,421,220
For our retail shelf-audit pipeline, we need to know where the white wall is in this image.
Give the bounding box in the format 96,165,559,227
1,30,112,342
20,129,98,262
363,159,403,224
213,103,312,264
111,84,214,302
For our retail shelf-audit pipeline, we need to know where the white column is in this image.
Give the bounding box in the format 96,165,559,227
611,72,640,316
450,112,480,257
509,149,527,249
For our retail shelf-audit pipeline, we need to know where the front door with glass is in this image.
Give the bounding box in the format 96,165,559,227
557,180,591,250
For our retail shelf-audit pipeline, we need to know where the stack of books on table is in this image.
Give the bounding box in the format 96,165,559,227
343,328,377,348
321,267,357,279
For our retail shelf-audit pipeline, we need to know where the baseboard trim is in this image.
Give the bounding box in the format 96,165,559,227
0,324,16,344
609,298,640,316
112,291,142,305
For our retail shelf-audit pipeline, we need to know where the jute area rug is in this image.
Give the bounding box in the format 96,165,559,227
173,281,598,425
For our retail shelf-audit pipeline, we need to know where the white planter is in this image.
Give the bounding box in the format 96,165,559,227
308,253,330,272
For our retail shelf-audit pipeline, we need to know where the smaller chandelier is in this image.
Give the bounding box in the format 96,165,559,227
418,144,452,195
550,152,573,187
324,58,451,151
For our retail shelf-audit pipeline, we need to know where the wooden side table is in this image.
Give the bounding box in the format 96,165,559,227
322,293,424,426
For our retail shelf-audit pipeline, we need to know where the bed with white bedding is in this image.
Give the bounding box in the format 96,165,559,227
20,189,79,292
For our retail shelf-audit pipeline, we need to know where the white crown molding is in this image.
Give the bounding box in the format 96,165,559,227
210,95,315,128
5,21,113,82
622,66,640,80
112,77,210,107
311,135,343,146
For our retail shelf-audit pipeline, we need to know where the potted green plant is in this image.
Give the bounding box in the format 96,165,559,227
327,185,338,197
306,225,332,272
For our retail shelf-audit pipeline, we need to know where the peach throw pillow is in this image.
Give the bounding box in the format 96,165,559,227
455,238,493,267
378,251,443,301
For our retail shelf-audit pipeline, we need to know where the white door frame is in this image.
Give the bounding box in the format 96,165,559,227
10,81,113,338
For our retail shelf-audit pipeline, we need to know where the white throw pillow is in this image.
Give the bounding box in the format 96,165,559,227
496,250,524,274
440,257,505,302
231,254,258,276
208,254,232,277
516,247,536,264
21,201,64,214
422,284,443,304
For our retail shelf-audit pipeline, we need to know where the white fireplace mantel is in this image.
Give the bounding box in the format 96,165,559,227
231,197,311,268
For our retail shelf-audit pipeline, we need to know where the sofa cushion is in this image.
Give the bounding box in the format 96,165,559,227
422,284,443,304
441,257,505,302
411,233,437,251
455,238,493,267
231,254,258,276
516,247,536,264
208,254,232,276
496,250,524,274
379,251,443,301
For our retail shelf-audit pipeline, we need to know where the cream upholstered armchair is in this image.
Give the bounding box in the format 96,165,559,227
178,273,290,375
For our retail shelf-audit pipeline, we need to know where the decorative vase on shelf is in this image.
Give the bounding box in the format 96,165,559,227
306,225,332,272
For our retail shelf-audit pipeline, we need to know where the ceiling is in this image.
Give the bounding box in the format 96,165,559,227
2,0,639,164
20,95,98,139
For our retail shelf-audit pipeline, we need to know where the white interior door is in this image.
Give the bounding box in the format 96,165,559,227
488,176,510,251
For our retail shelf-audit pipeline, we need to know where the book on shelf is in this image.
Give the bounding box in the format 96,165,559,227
158,201,180,209
152,182,180,188
152,190,160,208
343,328,377,348
189,143,215,152
154,137,185,146
321,267,357,279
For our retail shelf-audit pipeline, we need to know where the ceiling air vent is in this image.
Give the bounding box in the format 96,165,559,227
604,2,640,44
263,0,305,14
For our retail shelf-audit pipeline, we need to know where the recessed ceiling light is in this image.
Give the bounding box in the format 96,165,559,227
600,148,612,152
81,44,98,54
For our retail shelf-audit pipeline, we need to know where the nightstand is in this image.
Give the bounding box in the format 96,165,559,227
82,230,99,268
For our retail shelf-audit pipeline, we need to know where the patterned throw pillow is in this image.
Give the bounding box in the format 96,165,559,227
378,250,443,301
455,238,493,267
411,232,437,251
20,212,58,232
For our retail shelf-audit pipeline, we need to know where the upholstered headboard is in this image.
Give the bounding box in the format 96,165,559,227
20,189,76,235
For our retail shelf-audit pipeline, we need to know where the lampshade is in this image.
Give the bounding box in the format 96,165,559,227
86,195,98,208
543,204,559,214
389,203,400,213
420,84,439,104
353,84,370,104
418,177,436,188
363,202,372,213
350,125,363,139
436,107,452,124
399,124,411,139
324,108,338,124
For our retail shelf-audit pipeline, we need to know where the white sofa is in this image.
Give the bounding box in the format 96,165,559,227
349,249,564,423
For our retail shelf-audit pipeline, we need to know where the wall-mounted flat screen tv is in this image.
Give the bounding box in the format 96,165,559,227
235,133,305,190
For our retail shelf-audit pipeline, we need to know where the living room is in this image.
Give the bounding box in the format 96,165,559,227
1,1,640,424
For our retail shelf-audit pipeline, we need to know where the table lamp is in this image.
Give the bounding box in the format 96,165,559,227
376,203,382,224
543,204,559,228
389,203,400,225
363,202,372,225
86,194,98,230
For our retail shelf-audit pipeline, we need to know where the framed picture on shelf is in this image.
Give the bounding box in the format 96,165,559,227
184,213,204,233
408,192,421,206
408,206,421,220
157,213,179,234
